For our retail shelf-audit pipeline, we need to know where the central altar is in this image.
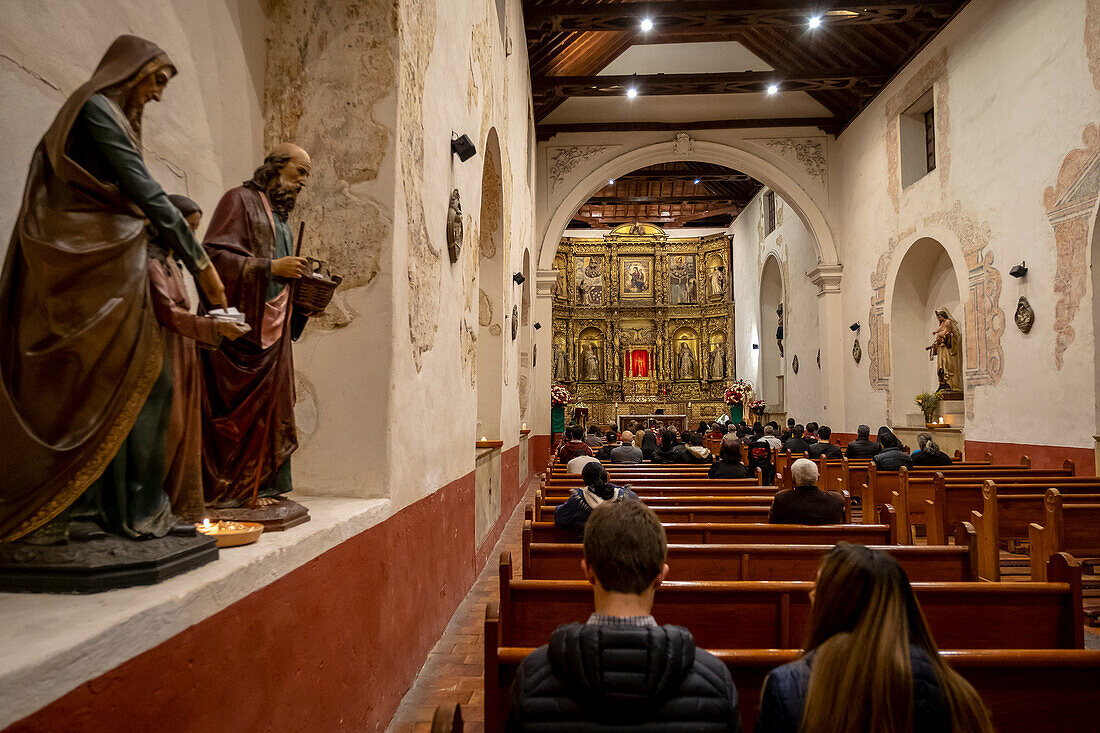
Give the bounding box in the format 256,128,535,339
617,414,687,432
552,223,735,429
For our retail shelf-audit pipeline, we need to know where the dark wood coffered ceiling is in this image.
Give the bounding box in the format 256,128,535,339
532,1,970,229
527,1,969,138
569,162,763,229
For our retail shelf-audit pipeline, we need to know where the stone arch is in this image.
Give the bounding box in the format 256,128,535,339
759,254,785,408
538,139,837,272
476,128,504,440
518,248,532,421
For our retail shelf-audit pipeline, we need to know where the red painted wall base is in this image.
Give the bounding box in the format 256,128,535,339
6,463,538,733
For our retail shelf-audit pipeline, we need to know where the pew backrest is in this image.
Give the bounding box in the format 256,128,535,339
524,519,895,546
1029,489,1100,580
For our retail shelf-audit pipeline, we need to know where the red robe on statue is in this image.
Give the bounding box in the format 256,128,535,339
200,186,298,507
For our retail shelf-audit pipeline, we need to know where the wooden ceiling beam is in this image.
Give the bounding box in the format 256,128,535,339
534,68,891,98
587,194,738,205
537,116,838,139
524,2,963,37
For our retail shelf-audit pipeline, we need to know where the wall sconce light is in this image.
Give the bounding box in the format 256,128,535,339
512,272,526,285
849,322,861,332
450,134,477,162
752,343,759,350
1009,261,1028,278
533,322,542,330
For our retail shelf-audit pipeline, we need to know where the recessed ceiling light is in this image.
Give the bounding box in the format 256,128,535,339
767,84,779,95
626,87,638,98
640,18,653,32
693,178,701,184
609,179,615,185
808,15,822,29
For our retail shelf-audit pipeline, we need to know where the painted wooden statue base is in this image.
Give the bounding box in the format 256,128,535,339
0,524,218,594
206,498,310,532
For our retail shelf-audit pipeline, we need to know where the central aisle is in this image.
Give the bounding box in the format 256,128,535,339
387,482,535,732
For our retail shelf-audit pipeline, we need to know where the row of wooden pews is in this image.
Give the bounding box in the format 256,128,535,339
474,456,1100,732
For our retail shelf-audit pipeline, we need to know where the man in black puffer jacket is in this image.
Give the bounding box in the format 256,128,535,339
508,501,740,732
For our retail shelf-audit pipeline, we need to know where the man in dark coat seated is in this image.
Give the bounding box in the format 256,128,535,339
769,459,846,525
807,425,843,459
845,424,882,459
509,500,740,731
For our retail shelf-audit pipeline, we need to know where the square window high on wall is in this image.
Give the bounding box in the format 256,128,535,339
901,89,936,188
763,191,776,236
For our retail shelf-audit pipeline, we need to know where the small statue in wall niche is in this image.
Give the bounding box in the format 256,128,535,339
710,345,726,379
776,304,785,357
709,266,727,299
1015,297,1035,334
926,307,962,394
678,342,696,379
583,344,601,380
200,142,314,530
553,342,568,381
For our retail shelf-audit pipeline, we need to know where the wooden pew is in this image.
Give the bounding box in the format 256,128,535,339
926,474,1100,544
859,460,1075,528
483,635,1100,733
968,484,1100,579
525,519,895,546
544,477,763,491
521,532,978,582
496,552,1083,650
1029,489,1100,580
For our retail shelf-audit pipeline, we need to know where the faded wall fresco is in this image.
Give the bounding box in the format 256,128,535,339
400,0,440,371
265,0,397,296
1047,125,1100,369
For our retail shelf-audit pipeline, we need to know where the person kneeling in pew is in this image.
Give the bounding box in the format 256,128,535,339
769,459,845,525
755,543,993,733
554,463,639,542
510,500,741,732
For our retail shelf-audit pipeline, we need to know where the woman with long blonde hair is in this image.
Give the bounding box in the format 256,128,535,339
754,543,993,733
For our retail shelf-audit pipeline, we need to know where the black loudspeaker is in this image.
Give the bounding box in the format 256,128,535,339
450,134,476,162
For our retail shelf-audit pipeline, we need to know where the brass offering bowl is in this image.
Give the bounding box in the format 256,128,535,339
195,519,264,548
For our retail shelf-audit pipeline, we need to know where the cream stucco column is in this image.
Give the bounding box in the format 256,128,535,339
808,264,847,430
531,268,557,436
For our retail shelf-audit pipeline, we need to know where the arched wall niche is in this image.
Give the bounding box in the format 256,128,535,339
759,255,785,408
476,128,504,440
888,236,964,422
537,139,837,272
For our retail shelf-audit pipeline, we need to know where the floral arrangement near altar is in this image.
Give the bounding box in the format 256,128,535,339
724,380,753,406
551,385,572,406
749,399,767,415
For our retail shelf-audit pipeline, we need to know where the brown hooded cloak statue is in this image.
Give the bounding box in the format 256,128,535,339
0,36,210,541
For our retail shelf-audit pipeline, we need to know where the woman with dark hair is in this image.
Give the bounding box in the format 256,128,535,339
709,436,751,478
650,429,682,464
553,462,638,540
698,420,710,434
746,435,776,485
755,543,993,733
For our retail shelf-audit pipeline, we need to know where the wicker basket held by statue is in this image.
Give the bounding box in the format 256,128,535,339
289,222,342,316
292,257,341,316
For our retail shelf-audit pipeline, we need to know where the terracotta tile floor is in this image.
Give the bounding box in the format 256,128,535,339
386,485,1100,730
386,482,534,733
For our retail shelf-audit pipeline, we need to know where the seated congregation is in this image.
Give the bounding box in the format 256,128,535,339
454,415,1100,733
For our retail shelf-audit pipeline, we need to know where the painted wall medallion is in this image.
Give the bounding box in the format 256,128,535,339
447,189,463,263
1015,296,1034,334
792,355,799,374
853,338,862,364
511,305,519,340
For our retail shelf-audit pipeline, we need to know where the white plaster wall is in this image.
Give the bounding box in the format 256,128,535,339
0,0,267,247
836,0,1100,446
386,0,535,511
730,190,822,420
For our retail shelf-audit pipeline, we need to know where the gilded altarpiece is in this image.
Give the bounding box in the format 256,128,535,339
552,224,735,427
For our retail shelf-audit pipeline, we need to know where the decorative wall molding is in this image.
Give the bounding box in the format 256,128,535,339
1045,123,1100,369
547,145,618,194
807,264,843,295
766,138,827,182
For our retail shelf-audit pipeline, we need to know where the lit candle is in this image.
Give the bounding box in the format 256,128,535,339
521,423,527,430
481,435,487,442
